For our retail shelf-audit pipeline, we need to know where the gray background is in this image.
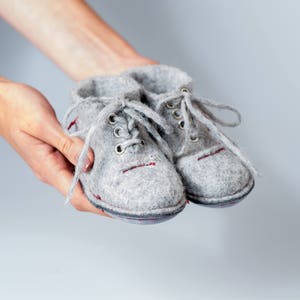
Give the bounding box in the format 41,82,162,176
0,0,299,299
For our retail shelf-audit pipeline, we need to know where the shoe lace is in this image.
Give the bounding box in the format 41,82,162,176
155,88,257,175
63,96,173,204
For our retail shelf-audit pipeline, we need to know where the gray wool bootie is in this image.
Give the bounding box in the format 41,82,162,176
63,75,186,224
124,64,256,207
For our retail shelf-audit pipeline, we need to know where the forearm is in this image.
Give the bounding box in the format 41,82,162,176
0,77,12,137
0,0,152,80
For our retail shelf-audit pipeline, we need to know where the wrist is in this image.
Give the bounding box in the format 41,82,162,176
74,51,157,81
0,78,18,138
0,79,11,138
0,87,6,138
100,54,157,76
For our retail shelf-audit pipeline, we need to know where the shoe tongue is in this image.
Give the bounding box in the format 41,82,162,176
123,90,140,102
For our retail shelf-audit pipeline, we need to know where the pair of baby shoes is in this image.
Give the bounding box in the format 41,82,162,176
63,65,255,224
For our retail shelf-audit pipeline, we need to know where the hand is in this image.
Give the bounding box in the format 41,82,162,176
0,79,109,217
0,0,158,80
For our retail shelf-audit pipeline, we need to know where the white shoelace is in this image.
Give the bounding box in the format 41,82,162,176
156,89,257,176
63,96,173,204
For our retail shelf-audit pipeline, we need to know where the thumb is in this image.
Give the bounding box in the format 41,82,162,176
40,115,94,170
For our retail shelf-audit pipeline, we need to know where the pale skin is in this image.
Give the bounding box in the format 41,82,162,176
0,0,156,216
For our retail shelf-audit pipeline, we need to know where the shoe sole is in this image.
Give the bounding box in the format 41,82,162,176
88,196,187,225
186,178,255,208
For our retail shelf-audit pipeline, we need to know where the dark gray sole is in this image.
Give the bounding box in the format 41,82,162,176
88,197,187,225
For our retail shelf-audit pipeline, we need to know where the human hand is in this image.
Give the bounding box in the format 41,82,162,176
0,79,109,216
0,0,157,81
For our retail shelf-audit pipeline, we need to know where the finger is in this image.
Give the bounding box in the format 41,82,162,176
58,168,110,217
0,76,10,83
40,115,94,171
44,151,110,217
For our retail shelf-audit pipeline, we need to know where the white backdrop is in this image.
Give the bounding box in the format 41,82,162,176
0,1,299,299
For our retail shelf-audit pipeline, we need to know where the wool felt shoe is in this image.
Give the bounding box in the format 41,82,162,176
63,75,186,224
124,64,256,207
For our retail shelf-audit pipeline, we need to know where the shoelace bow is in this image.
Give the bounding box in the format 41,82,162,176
63,96,173,204
156,89,257,176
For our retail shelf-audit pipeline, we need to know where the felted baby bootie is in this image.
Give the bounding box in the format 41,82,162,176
63,75,186,224
124,64,255,207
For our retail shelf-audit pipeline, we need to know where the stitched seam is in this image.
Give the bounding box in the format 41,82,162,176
122,161,156,173
67,116,78,130
92,193,102,200
197,147,225,161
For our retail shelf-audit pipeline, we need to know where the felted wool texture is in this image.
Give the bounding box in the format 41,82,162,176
124,65,200,155
124,64,255,205
71,76,141,105
127,64,193,95
65,75,186,220
176,146,254,203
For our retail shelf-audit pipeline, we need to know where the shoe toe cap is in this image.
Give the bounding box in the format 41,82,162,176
177,148,253,203
88,160,185,217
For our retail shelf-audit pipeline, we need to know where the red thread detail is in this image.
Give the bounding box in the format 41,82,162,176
186,199,190,204
92,193,102,200
67,116,78,130
197,147,225,161
123,162,156,173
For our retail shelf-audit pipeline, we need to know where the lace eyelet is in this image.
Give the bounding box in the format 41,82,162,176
178,121,185,130
115,144,124,154
180,87,190,93
190,136,199,143
108,113,117,124
165,102,175,109
172,109,182,120
113,127,122,137
141,140,145,146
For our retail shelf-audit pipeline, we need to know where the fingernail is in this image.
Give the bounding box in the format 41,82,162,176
82,157,91,172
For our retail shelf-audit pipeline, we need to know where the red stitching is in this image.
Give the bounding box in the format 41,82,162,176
197,147,225,161
92,193,102,201
122,162,156,173
67,116,79,130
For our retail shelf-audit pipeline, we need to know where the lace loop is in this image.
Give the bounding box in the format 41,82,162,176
156,90,257,176
63,96,173,204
